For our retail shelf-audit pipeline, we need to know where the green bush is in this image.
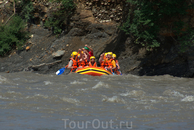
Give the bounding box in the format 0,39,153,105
44,0,75,34
16,0,34,22
0,16,29,56
178,29,194,52
121,0,194,50
0,0,33,56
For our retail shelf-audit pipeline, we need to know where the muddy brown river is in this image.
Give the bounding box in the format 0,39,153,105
0,72,194,130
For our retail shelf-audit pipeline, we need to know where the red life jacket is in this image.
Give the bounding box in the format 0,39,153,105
89,62,97,67
112,59,121,75
77,59,86,67
100,62,104,68
70,58,77,71
105,59,113,68
100,58,108,68
101,61,108,68
85,59,89,66
101,58,113,68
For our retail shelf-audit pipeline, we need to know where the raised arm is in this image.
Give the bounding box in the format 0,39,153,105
85,44,93,53
99,53,104,63
80,48,86,60
67,60,73,69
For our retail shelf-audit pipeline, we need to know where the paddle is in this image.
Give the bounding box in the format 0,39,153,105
56,67,66,75
111,68,115,75
105,68,115,75
118,69,122,75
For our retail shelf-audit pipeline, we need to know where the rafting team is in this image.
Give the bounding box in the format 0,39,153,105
66,45,121,75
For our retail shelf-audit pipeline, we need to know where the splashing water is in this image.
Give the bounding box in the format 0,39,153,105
0,72,193,130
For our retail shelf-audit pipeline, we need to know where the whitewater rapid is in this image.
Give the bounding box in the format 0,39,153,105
0,72,194,129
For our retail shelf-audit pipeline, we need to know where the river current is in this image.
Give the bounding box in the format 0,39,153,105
0,72,194,130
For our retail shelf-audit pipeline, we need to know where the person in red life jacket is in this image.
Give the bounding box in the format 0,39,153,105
112,54,120,69
82,48,89,65
67,51,78,72
77,49,87,68
99,52,116,71
105,52,116,71
112,54,122,75
99,53,107,68
99,53,105,68
77,54,85,68
84,44,94,59
88,56,97,67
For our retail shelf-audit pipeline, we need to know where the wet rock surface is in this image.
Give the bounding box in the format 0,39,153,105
0,19,118,74
1,20,194,77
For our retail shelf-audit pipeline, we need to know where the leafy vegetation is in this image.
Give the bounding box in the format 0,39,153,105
16,0,34,22
0,16,29,56
44,0,75,34
0,0,34,56
121,0,194,50
0,0,75,56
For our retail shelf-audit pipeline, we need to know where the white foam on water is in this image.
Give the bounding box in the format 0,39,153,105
130,83,142,88
34,94,49,99
79,88,90,92
7,91,15,94
44,81,52,85
150,99,157,103
151,96,168,102
163,90,194,102
135,100,148,104
82,78,89,81
13,78,20,81
120,90,145,97
92,81,109,89
181,96,194,102
157,96,167,100
144,104,153,110
7,91,21,95
60,97,80,105
163,90,184,97
26,94,48,99
102,96,126,104
0,95,9,99
120,92,130,96
70,80,86,85
0,76,7,84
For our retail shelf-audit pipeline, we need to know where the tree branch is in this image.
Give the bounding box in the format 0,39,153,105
3,0,15,26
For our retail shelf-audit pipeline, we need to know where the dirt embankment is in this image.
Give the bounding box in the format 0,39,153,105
0,0,194,77
0,1,120,74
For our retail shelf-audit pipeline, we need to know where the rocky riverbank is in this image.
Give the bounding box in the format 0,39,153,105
0,0,194,77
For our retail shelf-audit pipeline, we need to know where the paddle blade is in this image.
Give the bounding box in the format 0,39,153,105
56,68,65,75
